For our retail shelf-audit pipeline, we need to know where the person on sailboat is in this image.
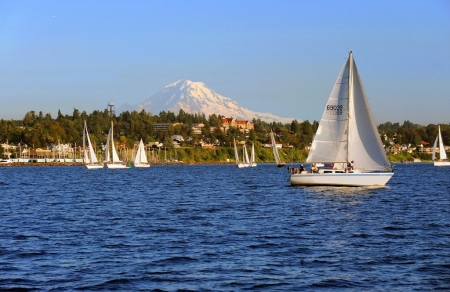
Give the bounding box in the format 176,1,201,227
311,163,318,173
346,161,354,172
299,164,306,173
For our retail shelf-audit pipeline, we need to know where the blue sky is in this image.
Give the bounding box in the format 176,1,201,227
1,0,449,125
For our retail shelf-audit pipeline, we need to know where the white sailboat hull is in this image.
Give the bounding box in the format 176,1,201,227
434,161,450,167
134,164,150,168
106,163,129,169
86,164,104,170
290,172,393,186
237,163,249,168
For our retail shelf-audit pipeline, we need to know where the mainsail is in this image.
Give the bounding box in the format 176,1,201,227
243,144,250,164
110,122,121,163
432,135,438,161
306,60,349,165
234,138,240,164
87,134,98,163
438,126,447,160
83,122,90,164
270,130,281,165
84,121,98,163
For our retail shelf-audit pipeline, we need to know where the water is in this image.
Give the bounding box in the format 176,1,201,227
0,163,449,291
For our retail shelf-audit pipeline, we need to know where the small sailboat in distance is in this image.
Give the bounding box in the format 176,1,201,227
234,138,249,168
270,130,286,167
134,139,150,168
432,125,450,166
83,121,103,169
105,121,128,169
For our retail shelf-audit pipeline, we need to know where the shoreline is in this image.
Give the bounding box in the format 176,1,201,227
0,161,238,167
0,160,433,167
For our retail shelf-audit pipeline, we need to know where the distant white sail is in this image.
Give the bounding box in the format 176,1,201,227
110,122,121,163
243,144,250,164
433,125,449,166
134,138,150,167
438,126,447,160
105,121,128,169
234,138,249,168
270,130,285,167
432,135,438,161
83,122,90,164
234,138,240,164
249,142,257,167
86,126,98,164
84,121,103,169
270,131,279,165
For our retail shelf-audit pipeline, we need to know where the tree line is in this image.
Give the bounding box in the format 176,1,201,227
0,109,448,153
378,120,450,147
0,109,317,150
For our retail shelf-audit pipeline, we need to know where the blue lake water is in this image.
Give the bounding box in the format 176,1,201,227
0,163,449,291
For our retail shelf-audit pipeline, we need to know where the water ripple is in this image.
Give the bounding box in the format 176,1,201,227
0,163,449,290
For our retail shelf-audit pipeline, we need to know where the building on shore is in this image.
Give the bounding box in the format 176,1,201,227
220,117,254,133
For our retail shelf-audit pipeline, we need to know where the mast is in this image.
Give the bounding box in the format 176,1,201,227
346,51,353,164
105,127,111,162
83,121,87,163
234,138,239,164
111,121,114,162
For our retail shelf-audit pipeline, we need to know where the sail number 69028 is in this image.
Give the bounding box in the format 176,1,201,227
326,104,343,115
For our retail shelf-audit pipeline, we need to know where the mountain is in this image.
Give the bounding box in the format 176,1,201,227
117,79,298,123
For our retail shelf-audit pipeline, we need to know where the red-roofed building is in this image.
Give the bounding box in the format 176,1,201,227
220,117,254,133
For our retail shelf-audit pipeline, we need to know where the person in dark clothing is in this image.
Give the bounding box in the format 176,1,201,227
299,164,306,172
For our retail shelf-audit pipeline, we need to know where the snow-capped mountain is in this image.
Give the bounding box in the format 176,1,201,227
118,79,298,123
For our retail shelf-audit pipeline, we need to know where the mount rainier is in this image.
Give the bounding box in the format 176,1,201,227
118,80,297,123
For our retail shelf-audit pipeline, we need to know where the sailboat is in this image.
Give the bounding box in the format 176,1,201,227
105,121,128,169
234,138,249,168
432,125,450,166
270,130,286,167
249,142,257,167
290,51,393,186
134,139,150,168
83,121,103,169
